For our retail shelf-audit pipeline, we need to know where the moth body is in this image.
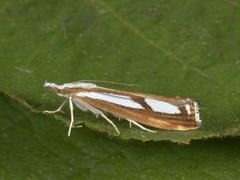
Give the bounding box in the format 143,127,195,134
43,81,201,136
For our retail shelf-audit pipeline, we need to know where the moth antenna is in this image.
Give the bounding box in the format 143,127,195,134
70,80,138,87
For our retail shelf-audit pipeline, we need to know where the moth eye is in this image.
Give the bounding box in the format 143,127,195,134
58,89,66,94
63,89,68,94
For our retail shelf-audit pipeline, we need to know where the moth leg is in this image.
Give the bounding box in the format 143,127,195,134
91,109,120,134
129,121,132,128
72,98,120,135
68,97,74,136
127,119,157,133
99,112,120,134
43,100,66,114
80,103,120,134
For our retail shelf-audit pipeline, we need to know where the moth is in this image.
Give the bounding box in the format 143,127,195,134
43,81,201,136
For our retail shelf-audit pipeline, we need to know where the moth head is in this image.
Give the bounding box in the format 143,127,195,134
43,82,67,95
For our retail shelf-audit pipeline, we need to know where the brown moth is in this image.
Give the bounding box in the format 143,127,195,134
43,81,201,136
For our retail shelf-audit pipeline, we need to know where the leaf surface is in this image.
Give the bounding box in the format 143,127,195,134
0,0,240,142
0,93,240,180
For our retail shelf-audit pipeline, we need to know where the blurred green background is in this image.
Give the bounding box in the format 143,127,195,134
0,0,240,179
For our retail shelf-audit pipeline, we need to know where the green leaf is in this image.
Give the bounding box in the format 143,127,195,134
0,0,240,142
0,93,240,179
